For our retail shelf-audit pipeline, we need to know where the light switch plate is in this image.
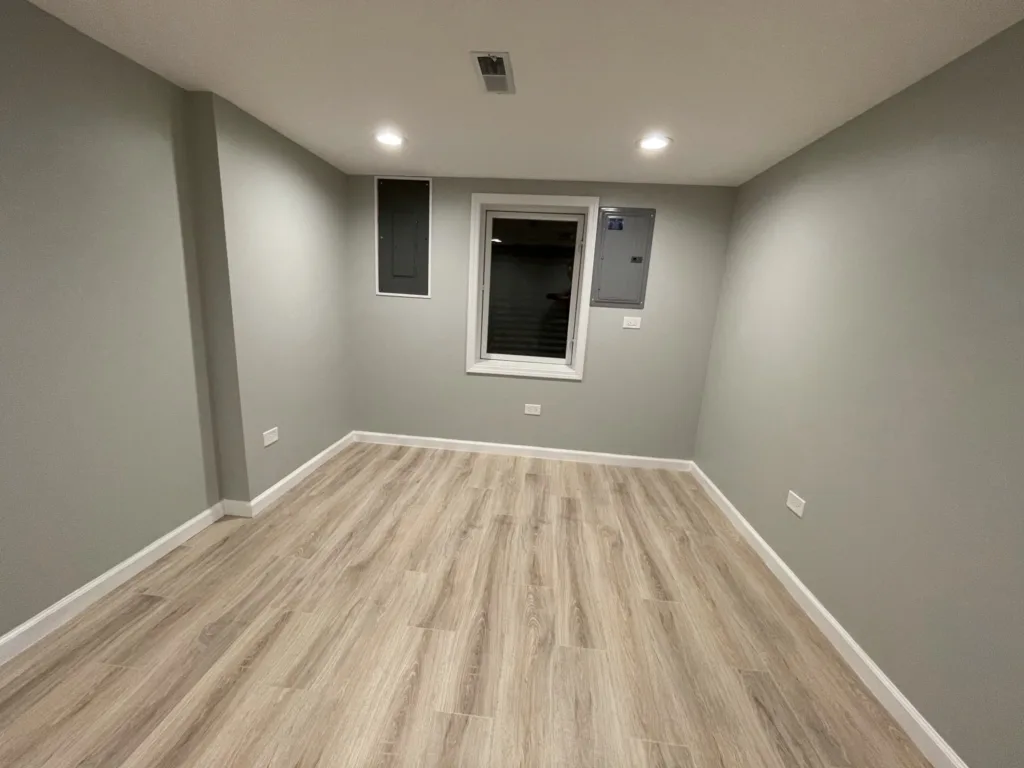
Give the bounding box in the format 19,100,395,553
524,404,542,416
623,316,642,329
787,491,805,518
263,427,279,447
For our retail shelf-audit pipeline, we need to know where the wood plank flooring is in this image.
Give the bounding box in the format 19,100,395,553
0,444,933,767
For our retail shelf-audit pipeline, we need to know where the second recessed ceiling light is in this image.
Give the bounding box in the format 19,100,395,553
639,134,672,151
375,129,404,147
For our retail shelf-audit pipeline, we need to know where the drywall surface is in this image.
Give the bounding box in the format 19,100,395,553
347,177,734,459
182,92,249,502
212,97,351,499
696,21,1024,767
0,1,210,634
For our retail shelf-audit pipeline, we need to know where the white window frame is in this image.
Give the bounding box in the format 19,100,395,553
466,193,600,381
375,175,432,299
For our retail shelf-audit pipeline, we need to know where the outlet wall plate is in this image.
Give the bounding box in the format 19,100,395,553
524,404,542,416
787,490,805,517
623,316,642,329
263,427,279,447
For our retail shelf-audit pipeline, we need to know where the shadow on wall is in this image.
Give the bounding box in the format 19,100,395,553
171,94,221,508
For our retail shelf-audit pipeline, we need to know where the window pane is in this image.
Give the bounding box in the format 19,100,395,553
487,217,578,359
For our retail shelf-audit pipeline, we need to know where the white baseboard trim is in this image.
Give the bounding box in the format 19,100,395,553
689,464,967,768
0,502,224,669
353,431,692,471
248,431,358,518
221,499,254,518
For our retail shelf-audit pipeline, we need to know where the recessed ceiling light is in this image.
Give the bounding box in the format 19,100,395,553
491,238,502,243
375,129,404,147
639,134,672,151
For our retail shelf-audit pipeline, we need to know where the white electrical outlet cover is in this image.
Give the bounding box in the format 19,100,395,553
786,491,805,517
263,427,279,447
623,316,642,329
524,404,542,416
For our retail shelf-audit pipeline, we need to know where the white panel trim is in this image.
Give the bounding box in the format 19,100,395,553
374,176,432,299
353,431,691,471
689,464,969,768
465,193,600,381
0,502,225,668
248,431,358,517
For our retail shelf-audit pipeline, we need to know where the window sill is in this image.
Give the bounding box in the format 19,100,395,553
467,360,583,381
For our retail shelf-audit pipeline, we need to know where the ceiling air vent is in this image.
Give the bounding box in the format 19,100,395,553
472,51,515,94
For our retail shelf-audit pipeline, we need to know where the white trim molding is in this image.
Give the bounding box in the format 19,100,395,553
248,431,357,517
689,464,969,768
374,176,432,299
221,499,254,518
0,502,224,668
465,193,601,381
353,431,691,471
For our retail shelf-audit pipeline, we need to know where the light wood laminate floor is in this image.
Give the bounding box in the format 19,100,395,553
0,444,932,767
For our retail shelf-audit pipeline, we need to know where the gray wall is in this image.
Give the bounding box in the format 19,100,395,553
0,1,211,634
212,97,351,499
696,21,1024,768
346,177,734,459
183,92,249,502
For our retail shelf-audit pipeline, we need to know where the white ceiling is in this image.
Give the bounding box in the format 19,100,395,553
30,0,1024,185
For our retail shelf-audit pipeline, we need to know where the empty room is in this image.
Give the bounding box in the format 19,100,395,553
2,0,1022,766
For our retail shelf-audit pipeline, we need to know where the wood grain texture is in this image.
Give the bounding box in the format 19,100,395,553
491,585,554,767
555,499,608,649
740,669,821,768
631,739,697,768
0,445,932,767
552,645,628,767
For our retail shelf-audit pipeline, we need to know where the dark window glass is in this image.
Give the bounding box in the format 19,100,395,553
486,217,579,359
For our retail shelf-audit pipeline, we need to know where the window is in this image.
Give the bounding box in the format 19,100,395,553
466,193,600,380
376,177,431,297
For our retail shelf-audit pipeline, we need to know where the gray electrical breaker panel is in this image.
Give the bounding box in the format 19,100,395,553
590,207,656,309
